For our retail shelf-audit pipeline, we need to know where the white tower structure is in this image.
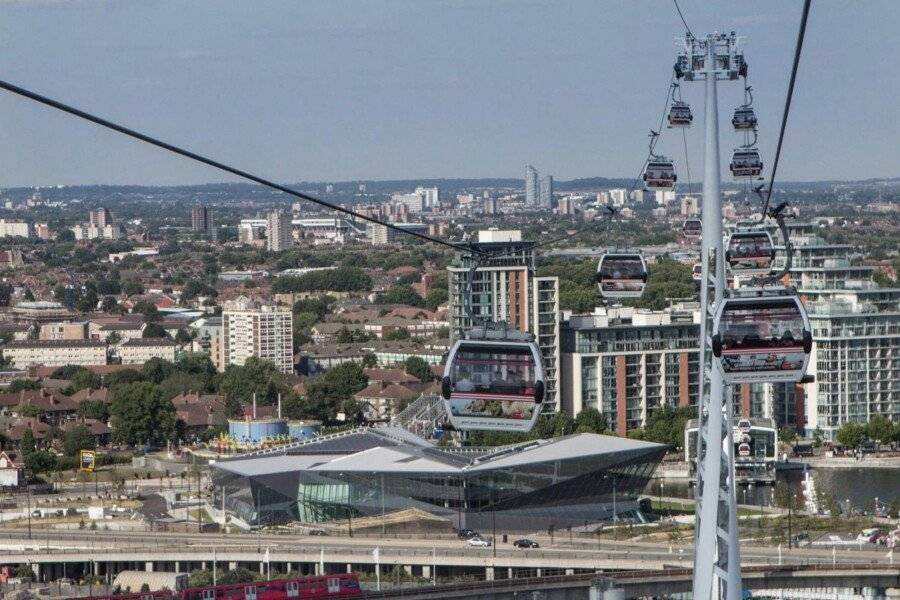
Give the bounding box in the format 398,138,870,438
676,32,746,600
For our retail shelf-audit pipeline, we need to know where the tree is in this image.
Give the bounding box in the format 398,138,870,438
424,287,448,311
574,408,609,434
143,358,175,384
379,285,425,308
101,296,118,312
866,415,894,444
103,369,146,388
299,363,369,421
8,379,40,393
62,425,96,456
136,303,162,323
383,327,410,341
106,331,122,345
175,328,194,346
779,426,798,446
216,357,289,408
142,323,168,338
21,427,36,457
109,382,176,446
0,283,13,307
361,353,378,368
14,564,34,579
404,356,434,383
69,368,103,393
218,567,258,584
79,399,110,422
835,421,865,449
121,280,144,296
642,406,696,450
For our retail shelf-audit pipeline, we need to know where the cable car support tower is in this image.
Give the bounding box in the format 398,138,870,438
676,32,746,600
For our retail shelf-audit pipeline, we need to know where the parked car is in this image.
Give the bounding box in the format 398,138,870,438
457,528,479,539
467,536,491,547
307,528,327,536
857,528,883,544
513,539,539,548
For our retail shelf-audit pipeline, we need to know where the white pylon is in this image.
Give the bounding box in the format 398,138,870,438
677,32,745,600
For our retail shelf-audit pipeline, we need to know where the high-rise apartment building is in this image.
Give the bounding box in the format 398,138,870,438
608,189,628,207
89,208,113,228
561,305,701,435
266,209,293,252
192,204,215,239
221,297,294,375
0,220,32,238
447,230,561,410
540,175,554,208
525,165,539,206
414,187,439,210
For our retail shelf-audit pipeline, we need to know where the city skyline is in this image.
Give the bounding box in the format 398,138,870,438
1,1,900,187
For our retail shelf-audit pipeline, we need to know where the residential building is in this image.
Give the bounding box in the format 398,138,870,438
266,209,293,252
366,222,428,245
0,451,23,487
414,186,439,210
0,339,107,369
525,164,539,206
119,337,178,364
540,175,554,208
222,297,293,374
89,208,113,227
10,301,74,324
608,189,628,207
560,305,701,435
238,218,268,244
71,222,123,241
34,222,52,240
680,196,700,216
0,250,24,269
0,220,31,238
447,230,561,410
39,321,88,341
191,204,215,239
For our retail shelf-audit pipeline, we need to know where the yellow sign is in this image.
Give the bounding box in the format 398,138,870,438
79,450,96,472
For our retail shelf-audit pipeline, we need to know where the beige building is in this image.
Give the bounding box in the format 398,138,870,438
1,340,107,369
222,297,293,374
119,338,177,365
39,322,88,341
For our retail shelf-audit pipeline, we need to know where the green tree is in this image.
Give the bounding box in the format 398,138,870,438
404,356,434,383
218,567,258,584
361,353,378,368
78,399,110,422
142,323,169,338
216,357,289,408
379,285,424,308
62,425,96,456
835,421,865,449
383,327,410,341
21,427,36,457
121,280,144,296
8,379,40,393
103,369,146,388
574,408,609,434
69,369,103,393
174,328,194,346
779,426,798,446
642,405,696,450
143,358,175,384
866,415,894,444
109,382,176,446
299,363,369,421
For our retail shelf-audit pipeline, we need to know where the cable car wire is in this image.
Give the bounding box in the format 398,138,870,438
0,78,489,256
671,0,694,39
758,0,812,221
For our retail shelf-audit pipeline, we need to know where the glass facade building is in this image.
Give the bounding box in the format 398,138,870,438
211,426,666,532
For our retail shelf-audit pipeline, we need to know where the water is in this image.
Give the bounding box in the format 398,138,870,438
653,467,899,513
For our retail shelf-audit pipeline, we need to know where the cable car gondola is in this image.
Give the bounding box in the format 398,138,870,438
732,106,757,130
730,148,763,179
441,326,544,432
737,418,752,434
643,156,677,190
692,263,702,282
596,252,648,299
682,218,702,240
667,101,693,128
712,289,812,384
737,442,751,457
725,229,775,275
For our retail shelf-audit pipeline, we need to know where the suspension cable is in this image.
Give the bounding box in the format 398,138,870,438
758,0,812,221
0,79,487,255
672,0,694,39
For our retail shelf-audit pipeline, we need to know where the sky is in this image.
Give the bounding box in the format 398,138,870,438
0,0,898,187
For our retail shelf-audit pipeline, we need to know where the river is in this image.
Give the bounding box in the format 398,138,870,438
651,467,899,514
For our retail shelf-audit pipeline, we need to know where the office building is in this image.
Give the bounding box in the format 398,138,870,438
447,230,561,410
221,297,294,375
525,165,539,206
191,204,215,239
540,175,554,208
560,305,701,435
266,209,293,252
210,424,666,531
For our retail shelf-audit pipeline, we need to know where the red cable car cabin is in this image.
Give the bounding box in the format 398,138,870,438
79,594,171,600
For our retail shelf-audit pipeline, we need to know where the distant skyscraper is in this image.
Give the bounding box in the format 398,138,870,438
89,208,113,227
540,175,554,208
266,209,293,252
191,204,215,239
415,186,439,210
525,165,539,206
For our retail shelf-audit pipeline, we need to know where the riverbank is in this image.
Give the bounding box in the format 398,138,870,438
806,455,900,469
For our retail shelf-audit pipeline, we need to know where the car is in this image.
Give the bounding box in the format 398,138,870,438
457,528,479,539
467,536,491,547
307,528,327,536
513,539,539,548
857,528,882,544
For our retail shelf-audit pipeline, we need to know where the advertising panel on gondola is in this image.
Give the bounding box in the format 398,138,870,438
442,339,544,432
712,293,812,384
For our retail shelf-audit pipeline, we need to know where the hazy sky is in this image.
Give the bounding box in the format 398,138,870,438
0,0,897,187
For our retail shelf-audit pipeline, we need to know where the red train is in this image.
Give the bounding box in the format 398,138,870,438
82,573,361,600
